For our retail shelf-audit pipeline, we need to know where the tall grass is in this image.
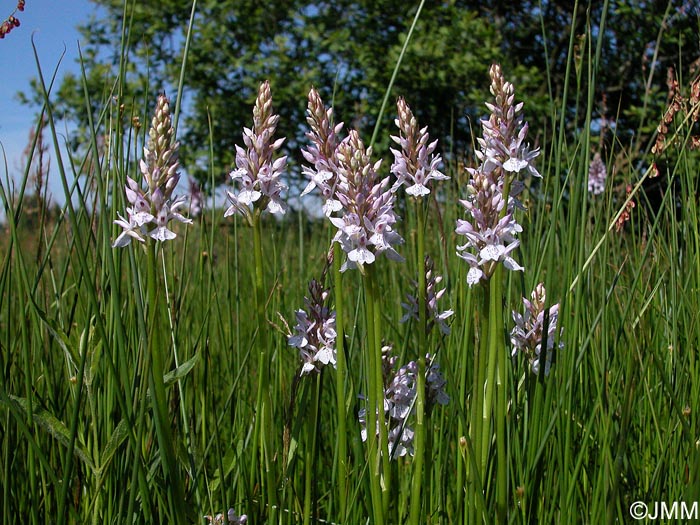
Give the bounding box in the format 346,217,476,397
2,2,700,524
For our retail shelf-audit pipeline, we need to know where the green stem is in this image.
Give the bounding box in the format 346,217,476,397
363,268,384,525
481,274,499,478
494,176,513,521
456,288,474,523
469,284,489,524
371,269,391,515
146,243,185,523
493,266,508,521
477,173,513,520
303,373,322,525
333,243,348,520
127,371,152,523
161,250,200,508
410,199,427,525
57,320,90,523
17,284,38,525
251,211,277,521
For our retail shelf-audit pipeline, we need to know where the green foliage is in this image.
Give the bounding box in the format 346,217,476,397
20,1,699,189
15,2,516,187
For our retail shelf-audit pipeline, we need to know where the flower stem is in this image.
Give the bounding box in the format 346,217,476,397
495,274,508,521
146,242,185,523
494,176,513,520
364,267,384,525
371,268,392,515
486,263,508,520
480,173,512,485
469,284,489,523
481,275,499,475
410,199,427,525
333,242,348,520
303,372,322,525
251,210,277,521
161,249,201,509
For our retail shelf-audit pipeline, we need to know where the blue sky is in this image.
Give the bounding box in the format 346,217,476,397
0,0,95,177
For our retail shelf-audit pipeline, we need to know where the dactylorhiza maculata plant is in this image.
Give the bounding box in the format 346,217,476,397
113,94,192,247
332,130,404,271
112,92,190,520
390,97,449,524
390,97,449,197
224,80,286,520
511,283,564,376
300,87,358,520
588,152,607,196
455,64,540,286
301,87,344,217
224,80,288,223
332,128,404,523
288,279,337,376
287,277,338,524
358,346,449,459
455,64,541,523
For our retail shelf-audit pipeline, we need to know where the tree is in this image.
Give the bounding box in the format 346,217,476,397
20,0,700,190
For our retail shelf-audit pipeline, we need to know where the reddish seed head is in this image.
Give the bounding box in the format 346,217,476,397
1,1,24,37
651,163,660,178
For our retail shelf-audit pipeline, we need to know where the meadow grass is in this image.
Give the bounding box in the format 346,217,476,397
2,3,700,524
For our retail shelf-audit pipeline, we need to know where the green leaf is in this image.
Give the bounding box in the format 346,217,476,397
32,299,79,371
96,419,129,479
163,352,200,386
286,436,298,469
5,395,96,475
209,444,239,494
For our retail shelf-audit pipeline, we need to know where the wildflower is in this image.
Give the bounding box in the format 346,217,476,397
588,152,607,195
426,358,450,408
203,508,247,524
456,64,539,286
332,130,404,271
225,80,288,224
227,508,248,525
113,211,149,248
188,178,204,217
390,97,448,197
149,196,190,242
301,91,404,268
401,255,454,335
384,359,417,458
288,280,337,376
113,94,192,248
359,346,449,458
510,283,563,376
301,87,344,216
